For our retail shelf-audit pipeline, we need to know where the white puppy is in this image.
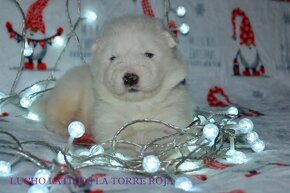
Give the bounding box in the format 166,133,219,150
31,16,193,144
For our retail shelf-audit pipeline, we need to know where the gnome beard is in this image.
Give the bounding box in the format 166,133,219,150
239,45,259,74
231,7,265,76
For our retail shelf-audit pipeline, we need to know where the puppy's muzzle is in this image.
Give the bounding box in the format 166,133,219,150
123,73,139,87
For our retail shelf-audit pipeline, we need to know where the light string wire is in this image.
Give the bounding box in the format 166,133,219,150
0,109,264,192
0,117,212,174
9,0,28,95
48,0,86,81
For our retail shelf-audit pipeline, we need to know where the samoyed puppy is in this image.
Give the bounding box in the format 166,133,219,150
31,16,193,144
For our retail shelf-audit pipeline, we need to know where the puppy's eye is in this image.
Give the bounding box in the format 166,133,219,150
144,52,154,58
110,56,116,61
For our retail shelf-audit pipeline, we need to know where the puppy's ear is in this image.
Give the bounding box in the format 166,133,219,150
162,31,176,48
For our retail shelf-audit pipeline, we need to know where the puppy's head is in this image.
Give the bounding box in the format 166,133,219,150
91,16,186,101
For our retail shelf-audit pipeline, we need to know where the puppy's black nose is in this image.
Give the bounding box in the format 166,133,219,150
123,73,139,86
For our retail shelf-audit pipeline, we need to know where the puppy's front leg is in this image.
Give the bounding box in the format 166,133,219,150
31,66,93,136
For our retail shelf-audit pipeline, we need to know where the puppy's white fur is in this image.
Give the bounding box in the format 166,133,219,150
31,16,193,144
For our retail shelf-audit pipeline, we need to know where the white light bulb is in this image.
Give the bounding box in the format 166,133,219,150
226,106,238,117
179,23,190,35
209,118,215,123
20,96,32,108
187,139,198,152
0,92,6,99
174,176,193,191
27,112,40,121
27,184,49,193
24,43,33,57
0,92,7,113
179,161,200,171
89,145,104,155
203,123,219,141
193,115,206,125
110,159,122,166
116,153,128,160
74,148,90,156
246,131,259,144
33,169,51,185
68,121,85,138
251,140,265,153
226,150,247,164
57,151,72,164
176,6,186,17
0,161,11,176
227,120,237,125
54,36,65,47
86,11,97,21
142,155,160,173
30,84,42,93
238,118,254,134
225,149,236,156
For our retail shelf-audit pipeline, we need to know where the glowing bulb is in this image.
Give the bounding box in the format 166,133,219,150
246,131,259,144
193,115,206,124
110,159,122,166
68,121,85,138
238,118,254,133
74,148,90,156
226,150,247,164
251,140,265,153
187,139,198,152
27,184,49,193
20,84,42,108
24,43,33,57
226,149,236,156
54,36,65,47
57,151,72,164
89,145,104,155
116,153,128,160
30,84,42,93
0,161,11,176
174,176,193,191
0,92,7,112
20,96,32,108
179,23,190,35
176,6,186,17
142,155,160,173
226,106,238,117
227,120,237,125
209,118,215,123
33,169,51,185
179,161,201,171
203,123,219,141
0,92,6,99
27,112,40,121
86,11,97,21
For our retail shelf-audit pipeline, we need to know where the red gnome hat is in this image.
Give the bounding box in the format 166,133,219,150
142,0,155,17
26,0,49,34
231,8,256,46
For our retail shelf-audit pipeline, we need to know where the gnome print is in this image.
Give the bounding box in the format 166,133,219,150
5,0,63,71
231,8,266,76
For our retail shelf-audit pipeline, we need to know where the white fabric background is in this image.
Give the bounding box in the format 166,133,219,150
0,1,290,193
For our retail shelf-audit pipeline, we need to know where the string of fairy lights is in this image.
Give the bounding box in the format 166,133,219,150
0,107,266,192
0,1,265,193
